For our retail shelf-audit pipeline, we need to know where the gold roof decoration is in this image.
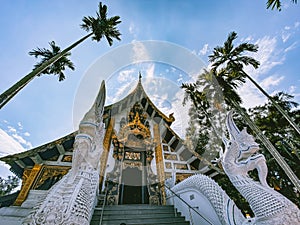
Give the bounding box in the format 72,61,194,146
118,103,151,147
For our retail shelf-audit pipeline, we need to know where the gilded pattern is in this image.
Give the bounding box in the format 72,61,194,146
33,165,70,189
153,124,166,205
14,164,42,206
99,117,115,187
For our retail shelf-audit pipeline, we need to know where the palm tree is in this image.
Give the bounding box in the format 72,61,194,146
266,0,298,11
29,41,75,81
209,31,300,137
208,31,300,192
0,2,121,109
182,70,227,175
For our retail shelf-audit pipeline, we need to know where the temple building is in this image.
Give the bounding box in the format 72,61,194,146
0,76,218,224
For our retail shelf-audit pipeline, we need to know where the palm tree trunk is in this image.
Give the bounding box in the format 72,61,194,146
0,32,93,110
243,71,300,136
232,101,300,192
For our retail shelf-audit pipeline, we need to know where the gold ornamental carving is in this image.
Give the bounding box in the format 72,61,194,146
14,164,42,206
154,124,166,205
33,165,70,189
99,117,115,187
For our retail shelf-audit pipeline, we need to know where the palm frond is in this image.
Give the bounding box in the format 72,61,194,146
223,31,237,53
232,43,259,56
267,0,282,10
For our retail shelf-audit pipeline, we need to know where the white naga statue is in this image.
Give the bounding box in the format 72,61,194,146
222,111,300,225
23,81,106,225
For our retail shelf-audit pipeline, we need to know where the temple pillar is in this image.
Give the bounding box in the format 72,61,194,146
99,117,115,190
153,124,166,205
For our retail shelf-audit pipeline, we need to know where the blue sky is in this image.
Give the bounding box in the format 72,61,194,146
0,0,299,178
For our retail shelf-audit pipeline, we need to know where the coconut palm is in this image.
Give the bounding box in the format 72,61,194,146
0,2,121,109
29,41,75,82
209,31,300,136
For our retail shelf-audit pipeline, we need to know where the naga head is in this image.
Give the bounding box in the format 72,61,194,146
223,111,259,161
79,81,106,137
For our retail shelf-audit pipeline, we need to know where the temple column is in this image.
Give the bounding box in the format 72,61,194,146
99,117,115,190
153,124,166,205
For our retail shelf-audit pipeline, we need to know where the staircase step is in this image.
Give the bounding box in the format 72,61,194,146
90,204,189,225
0,206,33,217
93,209,179,215
91,221,189,225
102,204,174,209
95,209,176,216
91,217,188,225
93,212,180,220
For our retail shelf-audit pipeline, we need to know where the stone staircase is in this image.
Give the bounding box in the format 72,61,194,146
0,191,189,225
0,190,47,225
90,204,189,225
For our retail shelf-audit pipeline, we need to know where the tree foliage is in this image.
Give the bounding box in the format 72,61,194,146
183,31,300,213
248,92,300,206
0,176,19,197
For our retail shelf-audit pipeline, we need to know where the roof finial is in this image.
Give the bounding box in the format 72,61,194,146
139,71,142,81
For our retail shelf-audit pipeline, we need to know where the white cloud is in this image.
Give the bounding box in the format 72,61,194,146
238,36,283,108
129,22,139,37
0,128,27,180
281,32,291,43
24,132,30,137
289,85,296,93
199,44,209,55
260,75,285,90
241,36,254,42
117,69,136,83
3,124,33,150
289,85,300,98
145,63,155,79
238,82,267,109
0,129,25,156
17,122,23,129
131,40,150,62
245,36,283,78
111,81,136,103
129,22,135,34
7,126,17,133
294,21,300,28
169,90,190,138
12,133,32,149
284,41,298,52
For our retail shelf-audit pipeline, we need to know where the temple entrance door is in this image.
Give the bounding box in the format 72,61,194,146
119,166,149,204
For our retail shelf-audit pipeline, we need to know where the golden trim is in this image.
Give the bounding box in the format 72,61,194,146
32,165,70,189
14,164,42,206
99,117,115,188
154,124,166,205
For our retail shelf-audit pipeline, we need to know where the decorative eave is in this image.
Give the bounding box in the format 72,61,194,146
0,132,76,177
